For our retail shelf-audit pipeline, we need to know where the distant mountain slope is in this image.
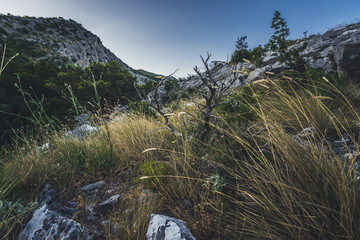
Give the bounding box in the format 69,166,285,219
135,69,165,81
0,14,122,67
0,14,154,82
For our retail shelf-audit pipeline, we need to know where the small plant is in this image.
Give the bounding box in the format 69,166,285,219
203,173,227,192
0,199,37,238
139,160,172,190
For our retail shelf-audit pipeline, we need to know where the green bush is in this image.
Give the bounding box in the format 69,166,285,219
217,83,265,125
139,160,172,190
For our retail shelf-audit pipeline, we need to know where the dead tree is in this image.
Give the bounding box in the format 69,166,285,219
192,53,238,138
135,70,184,137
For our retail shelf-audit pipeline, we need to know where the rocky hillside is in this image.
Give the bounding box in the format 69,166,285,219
0,14,149,82
184,22,360,90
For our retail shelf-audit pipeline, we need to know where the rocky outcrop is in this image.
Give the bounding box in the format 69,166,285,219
20,182,196,240
260,23,360,81
183,22,360,90
20,181,123,239
293,22,360,80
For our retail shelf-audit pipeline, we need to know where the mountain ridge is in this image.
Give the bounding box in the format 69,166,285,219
0,13,151,82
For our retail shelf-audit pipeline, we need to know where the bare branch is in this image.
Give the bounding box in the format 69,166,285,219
133,83,146,101
135,69,182,137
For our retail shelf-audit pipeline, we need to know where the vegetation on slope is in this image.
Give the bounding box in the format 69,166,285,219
0,50,141,144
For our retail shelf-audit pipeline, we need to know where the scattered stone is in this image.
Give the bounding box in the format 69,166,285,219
297,127,317,139
139,189,155,203
292,127,317,147
91,226,102,236
65,124,99,139
86,204,99,222
146,214,196,240
343,152,360,161
35,143,54,153
125,208,133,215
67,201,79,208
74,113,91,126
332,134,351,147
100,220,109,226
98,194,121,213
82,181,106,193
184,200,194,209
110,106,130,122
182,102,196,107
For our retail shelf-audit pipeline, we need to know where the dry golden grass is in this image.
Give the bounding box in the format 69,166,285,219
1,73,360,239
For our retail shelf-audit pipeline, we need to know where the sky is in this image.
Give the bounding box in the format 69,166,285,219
1,0,360,78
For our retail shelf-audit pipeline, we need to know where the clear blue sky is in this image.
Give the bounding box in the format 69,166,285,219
1,0,360,77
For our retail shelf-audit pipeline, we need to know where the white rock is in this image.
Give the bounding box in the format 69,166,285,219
65,124,99,139
146,214,196,240
19,204,87,240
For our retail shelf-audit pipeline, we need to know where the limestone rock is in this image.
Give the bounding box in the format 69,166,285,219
35,143,54,154
19,204,87,240
292,23,360,80
182,22,360,92
292,127,317,148
146,214,196,240
38,183,57,203
65,124,99,139
82,181,106,193
98,194,121,213
297,127,317,139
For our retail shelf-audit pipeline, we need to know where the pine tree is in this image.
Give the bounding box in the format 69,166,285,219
268,11,290,55
231,35,251,63
235,36,248,51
